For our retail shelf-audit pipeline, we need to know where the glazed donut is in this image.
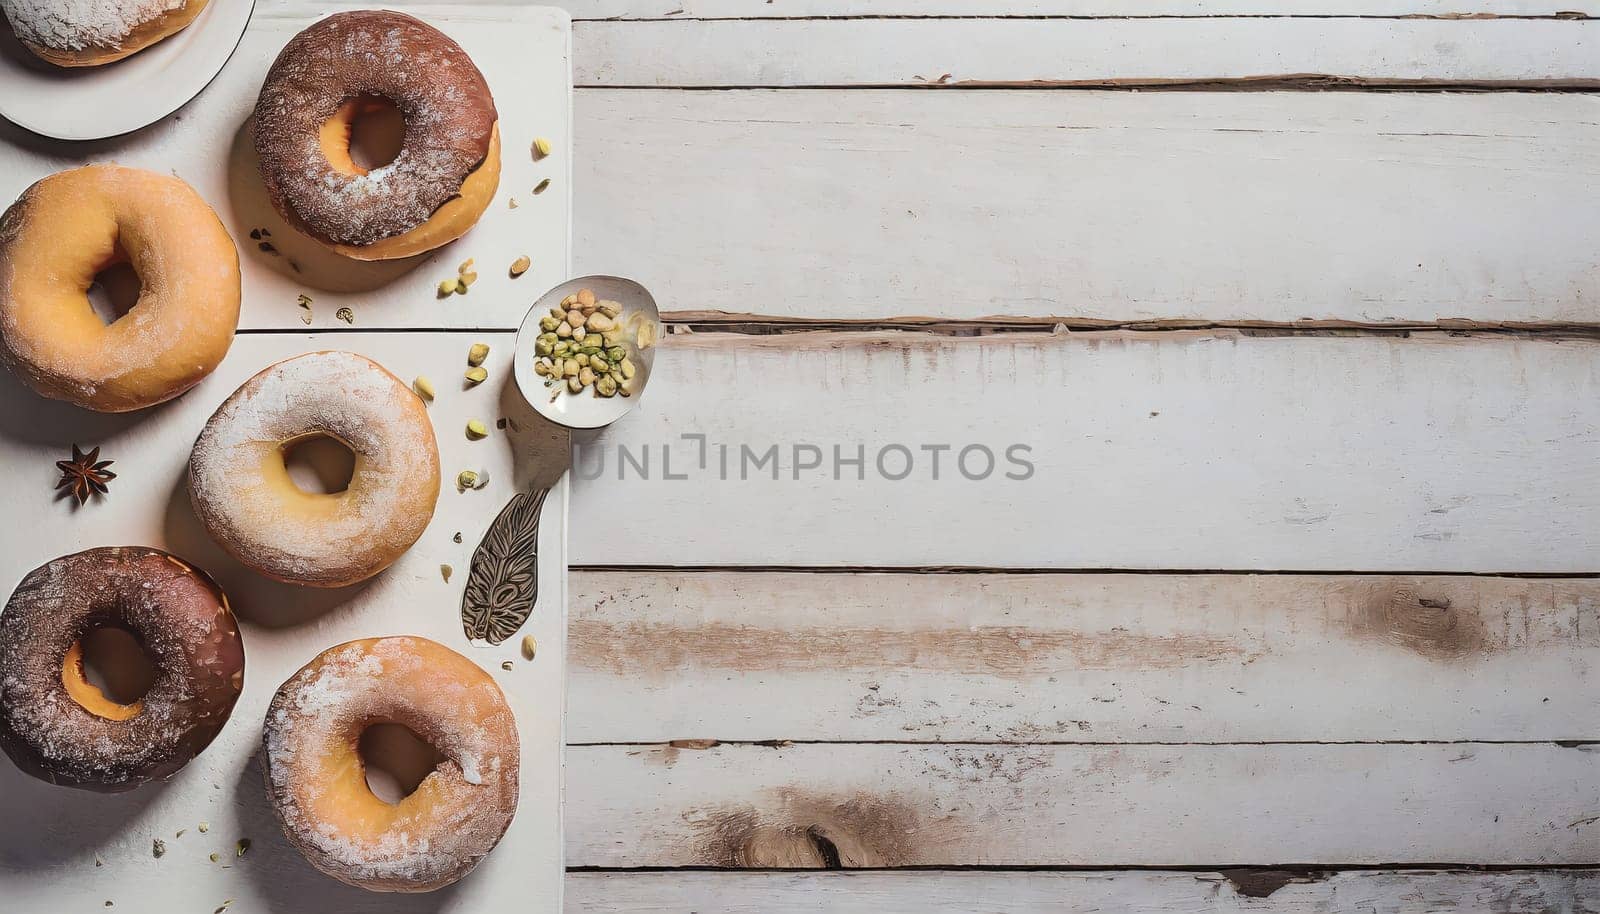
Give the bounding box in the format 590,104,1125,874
263,636,520,892
0,164,241,413
188,351,440,588
253,11,501,261
0,547,244,792
0,0,209,67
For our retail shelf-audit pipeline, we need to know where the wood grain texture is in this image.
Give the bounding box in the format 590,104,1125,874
575,91,1600,325
569,571,1600,743
566,742,1600,866
568,331,1600,572
574,18,1600,86
567,869,1600,912
377,0,1600,19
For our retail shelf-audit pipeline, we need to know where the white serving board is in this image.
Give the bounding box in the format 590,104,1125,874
0,3,572,331
0,332,569,912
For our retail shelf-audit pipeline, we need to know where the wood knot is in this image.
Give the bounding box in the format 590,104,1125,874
693,792,918,868
1352,584,1487,660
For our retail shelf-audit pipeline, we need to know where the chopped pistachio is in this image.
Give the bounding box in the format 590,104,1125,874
412,376,436,401
438,278,460,297
465,366,488,385
152,839,166,858
441,564,453,583
335,307,354,324
509,255,531,277
235,839,251,858
466,419,488,440
456,470,479,491
209,853,221,863
532,137,552,158
467,342,490,366
198,822,209,834
521,635,537,660
533,178,551,195
501,661,514,671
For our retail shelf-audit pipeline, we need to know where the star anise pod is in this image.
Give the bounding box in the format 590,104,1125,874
55,444,116,505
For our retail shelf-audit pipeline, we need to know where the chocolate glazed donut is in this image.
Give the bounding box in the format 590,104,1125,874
253,10,500,260
0,547,245,792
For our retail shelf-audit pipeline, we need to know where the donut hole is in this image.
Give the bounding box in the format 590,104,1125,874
323,94,406,176
86,260,143,326
359,722,446,804
281,434,356,495
64,625,158,718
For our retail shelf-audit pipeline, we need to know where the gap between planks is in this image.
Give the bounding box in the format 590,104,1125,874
571,563,1600,577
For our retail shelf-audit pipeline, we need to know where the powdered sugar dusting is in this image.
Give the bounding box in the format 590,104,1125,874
262,637,519,891
1,0,186,52
187,351,439,587
0,547,244,791
253,11,497,246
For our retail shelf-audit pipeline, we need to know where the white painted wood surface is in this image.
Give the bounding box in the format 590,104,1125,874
575,18,1600,86
556,1,1600,18
567,869,1600,913
568,742,1600,866
0,5,571,331
0,333,570,912
570,332,1600,572
569,571,1600,743
575,90,1600,325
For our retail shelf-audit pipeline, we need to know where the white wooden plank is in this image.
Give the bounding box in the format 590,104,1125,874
566,869,1600,913
0,5,572,331
574,18,1600,86
566,742,1600,866
0,332,570,912
569,332,1600,572
563,1,1598,16
575,90,1600,325
569,571,1600,744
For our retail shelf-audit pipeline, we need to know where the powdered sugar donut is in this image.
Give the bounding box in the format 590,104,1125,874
187,351,440,588
1,0,210,67
263,636,520,892
0,547,244,792
252,10,501,261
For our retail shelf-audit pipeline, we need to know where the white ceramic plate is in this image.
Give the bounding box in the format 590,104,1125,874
0,0,254,141
514,275,661,429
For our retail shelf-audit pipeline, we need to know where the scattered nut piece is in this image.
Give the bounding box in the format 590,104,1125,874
533,178,551,195
465,419,488,439
508,197,519,209
460,271,479,287
465,366,488,385
235,839,251,858
175,829,187,839
533,137,552,159
501,661,514,671
456,470,479,491
438,278,461,297
467,343,490,366
209,853,221,863
198,822,209,834
413,376,436,402
152,839,166,858
335,307,354,324
453,532,464,543
458,258,475,274
441,564,453,583
521,635,537,660
296,293,313,325
509,255,531,277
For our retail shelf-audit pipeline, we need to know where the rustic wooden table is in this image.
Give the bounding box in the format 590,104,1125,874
546,0,1600,910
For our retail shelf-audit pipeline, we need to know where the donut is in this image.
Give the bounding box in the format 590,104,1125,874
0,0,209,67
263,636,520,892
253,11,501,262
0,547,244,792
0,164,241,413
188,351,440,588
